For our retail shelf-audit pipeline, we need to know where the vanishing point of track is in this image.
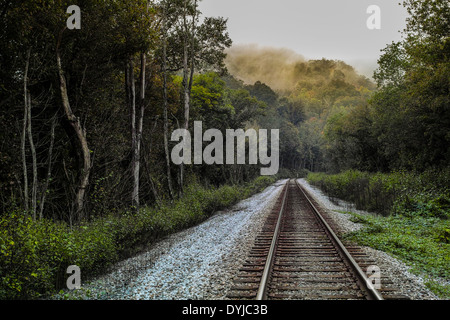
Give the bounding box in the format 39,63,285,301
228,179,402,300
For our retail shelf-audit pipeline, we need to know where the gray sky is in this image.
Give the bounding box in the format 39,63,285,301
199,0,409,77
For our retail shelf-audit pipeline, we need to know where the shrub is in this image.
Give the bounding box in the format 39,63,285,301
1,175,276,299
0,211,68,299
307,169,450,218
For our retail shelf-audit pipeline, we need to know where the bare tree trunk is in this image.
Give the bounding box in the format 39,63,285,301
126,57,139,210
39,116,56,220
179,0,197,195
26,90,38,220
129,1,152,209
188,0,198,94
179,40,189,196
22,47,37,220
128,52,147,211
56,48,91,223
142,120,161,207
137,53,146,206
163,5,174,200
22,48,30,213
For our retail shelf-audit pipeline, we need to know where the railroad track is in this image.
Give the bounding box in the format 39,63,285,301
228,179,407,300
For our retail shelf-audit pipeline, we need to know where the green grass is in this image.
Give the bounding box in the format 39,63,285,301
341,211,450,298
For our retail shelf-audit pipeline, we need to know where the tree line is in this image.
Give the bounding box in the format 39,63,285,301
225,0,449,175
324,0,449,173
1,0,447,228
0,0,301,225
0,0,234,224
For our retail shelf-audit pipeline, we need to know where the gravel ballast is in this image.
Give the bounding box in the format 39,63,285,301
297,178,442,300
55,179,287,300
54,178,443,300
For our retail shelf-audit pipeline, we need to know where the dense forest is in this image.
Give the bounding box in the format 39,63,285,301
0,0,449,299
226,0,450,173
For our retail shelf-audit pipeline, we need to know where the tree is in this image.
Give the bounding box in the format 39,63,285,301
121,0,158,210
0,0,161,222
161,0,176,199
373,0,450,170
162,0,231,193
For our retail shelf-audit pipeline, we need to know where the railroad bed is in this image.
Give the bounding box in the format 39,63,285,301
228,180,408,300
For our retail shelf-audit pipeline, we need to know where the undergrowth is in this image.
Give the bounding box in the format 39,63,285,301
0,176,276,299
343,212,450,298
306,169,450,298
307,169,450,218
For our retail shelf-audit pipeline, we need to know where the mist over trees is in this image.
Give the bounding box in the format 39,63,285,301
226,45,376,173
227,0,449,174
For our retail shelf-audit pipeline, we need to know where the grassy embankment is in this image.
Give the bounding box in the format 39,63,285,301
307,169,450,298
0,176,276,299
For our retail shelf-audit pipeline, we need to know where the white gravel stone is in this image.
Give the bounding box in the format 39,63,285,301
56,179,287,300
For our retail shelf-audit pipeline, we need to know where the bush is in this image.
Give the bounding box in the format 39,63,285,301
307,169,450,218
0,175,276,299
343,212,450,293
308,169,450,297
0,211,64,299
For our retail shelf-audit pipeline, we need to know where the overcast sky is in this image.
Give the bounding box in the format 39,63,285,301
199,0,409,77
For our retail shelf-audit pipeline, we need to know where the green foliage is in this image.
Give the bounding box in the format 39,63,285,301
0,211,63,299
307,169,450,218
321,0,450,173
425,280,450,299
342,212,450,297
308,167,450,297
379,0,449,171
225,46,376,172
191,73,228,113
0,209,119,299
0,176,275,299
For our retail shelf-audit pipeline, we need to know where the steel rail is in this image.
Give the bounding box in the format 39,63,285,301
294,179,384,300
255,181,289,300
